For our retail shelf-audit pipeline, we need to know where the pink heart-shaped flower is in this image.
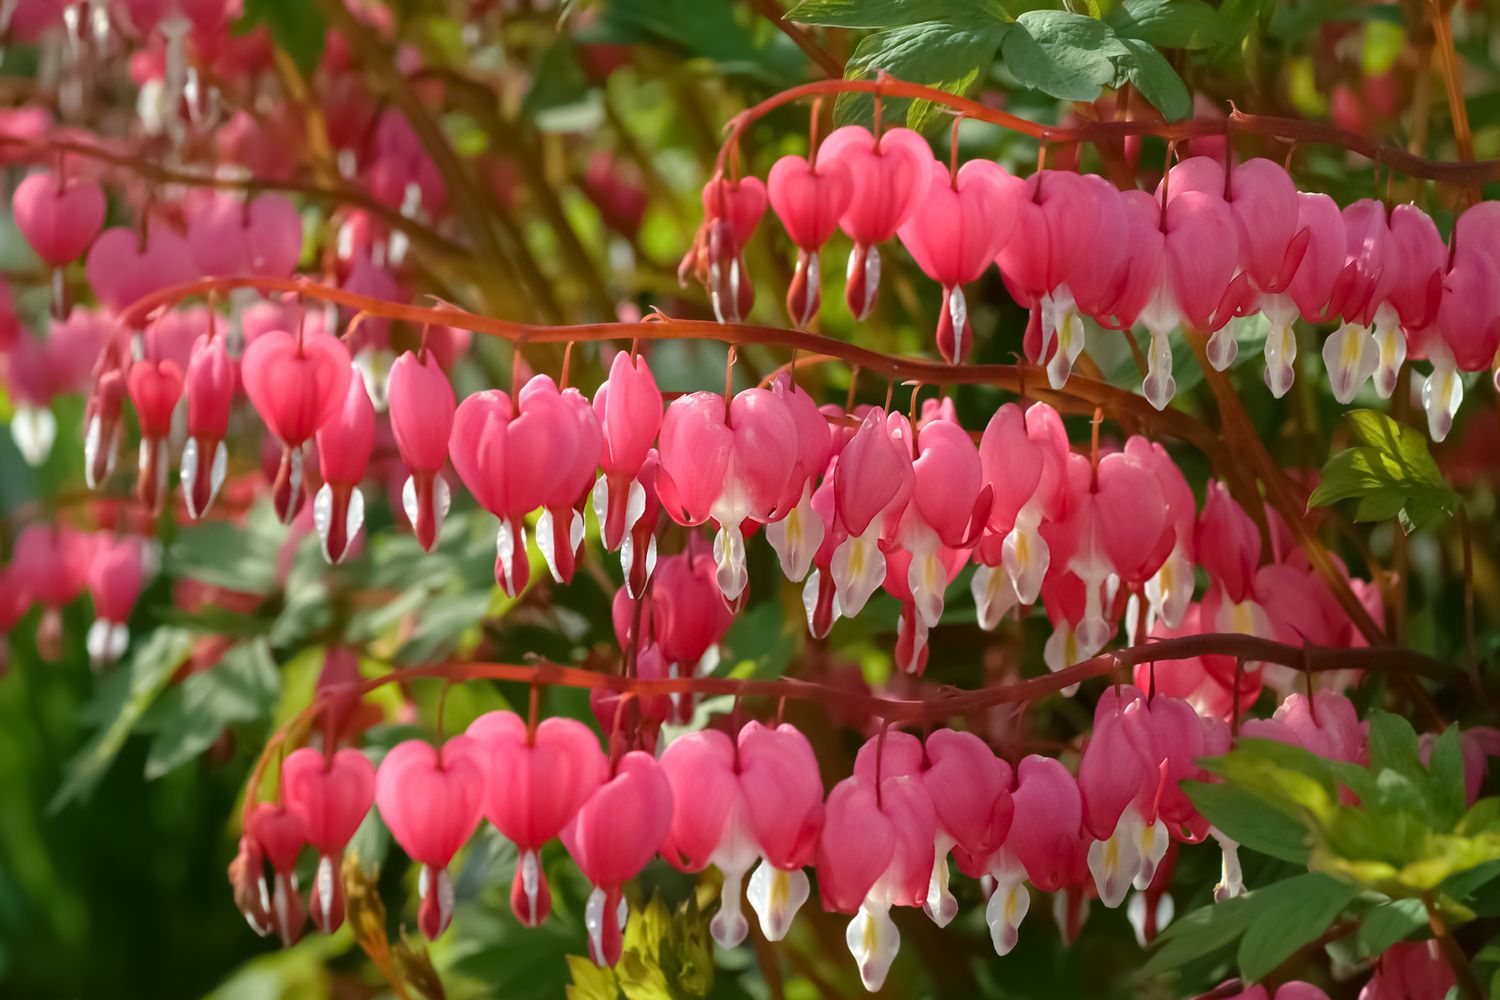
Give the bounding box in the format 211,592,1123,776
468,711,607,849
13,171,106,267
126,357,184,437
282,747,376,856
240,329,353,446
374,737,487,869
85,222,196,313
188,191,304,278
768,153,853,251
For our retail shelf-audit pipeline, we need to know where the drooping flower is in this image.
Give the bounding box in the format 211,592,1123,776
387,348,457,551
281,747,376,934
767,145,853,328
313,372,376,565
592,350,663,561
182,332,237,519
818,125,935,320
448,387,574,596
659,721,824,948
816,763,936,992
520,375,602,585
561,751,675,967
241,328,354,523
245,802,309,947
896,159,1019,361
656,387,800,602
467,711,607,927
374,737,488,939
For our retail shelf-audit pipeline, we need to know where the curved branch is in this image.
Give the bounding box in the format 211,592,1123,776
240,632,1456,826
116,274,1219,454
711,77,1500,186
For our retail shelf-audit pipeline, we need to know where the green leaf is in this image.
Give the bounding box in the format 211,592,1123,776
144,640,279,779
836,19,1010,131
1000,10,1117,102
50,628,197,811
1368,710,1427,789
565,955,621,1000
788,0,1011,28
1237,874,1359,981
1428,726,1469,831
1355,898,1428,956
1107,0,1229,48
1112,36,1191,120
168,511,284,595
235,0,327,74
1144,873,1345,976
1308,409,1459,534
1186,781,1311,863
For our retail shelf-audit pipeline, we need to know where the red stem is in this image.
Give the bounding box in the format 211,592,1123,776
240,632,1456,826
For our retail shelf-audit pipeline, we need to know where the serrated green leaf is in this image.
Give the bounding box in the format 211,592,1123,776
235,0,326,74
565,955,621,1000
1186,781,1311,863
835,20,1009,132
1237,874,1359,981
1107,0,1229,48
788,0,1011,28
1000,10,1117,101
144,640,279,779
50,628,197,811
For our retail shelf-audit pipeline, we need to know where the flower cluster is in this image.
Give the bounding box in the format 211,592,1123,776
685,125,1499,440
234,687,1477,993
4,315,1387,692
0,522,155,668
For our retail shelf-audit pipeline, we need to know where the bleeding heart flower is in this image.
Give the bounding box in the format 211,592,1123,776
698,174,767,323
84,221,196,314
313,373,376,565
519,375,602,586
817,762,936,992
896,159,1019,361
592,350,663,555
830,409,914,618
1078,687,1168,908
659,721,824,948
449,387,573,595
768,149,853,327
854,729,1013,929
375,737,488,939
999,171,1128,389
282,747,376,934
974,755,1087,957
241,328,353,523
763,374,832,583
85,533,151,666
656,388,799,601
187,191,303,278
561,751,675,967
897,414,990,629
12,170,106,267
245,802,309,947
819,125,935,320
466,711,607,927
182,333,237,519
126,356,183,515
388,349,456,552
